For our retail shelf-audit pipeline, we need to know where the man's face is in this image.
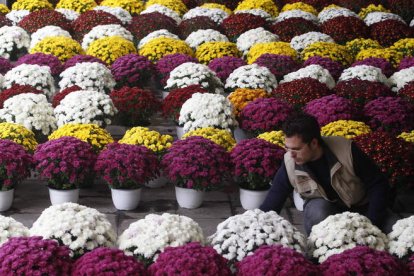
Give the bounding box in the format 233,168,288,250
284,135,318,165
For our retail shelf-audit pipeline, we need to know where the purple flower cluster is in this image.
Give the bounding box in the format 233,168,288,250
320,246,407,275
63,54,107,70
398,57,414,71
72,247,146,275
363,96,414,135
0,57,13,75
95,143,159,189
255,54,301,81
16,53,64,75
351,57,394,77
111,54,155,88
303,56,344,80
409,254,414,275
208,56,247,83
239,98,293,133
230,138,285,190
161,136,232,191
148,242,231,276
0,236,72,275
33,137,96,190
236,245,320,276
155,54,198,86
0,139,33,190
304,95,359,126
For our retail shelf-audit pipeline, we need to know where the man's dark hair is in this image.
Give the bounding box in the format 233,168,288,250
282,113,323,144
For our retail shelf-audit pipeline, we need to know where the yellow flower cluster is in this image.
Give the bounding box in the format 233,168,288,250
228,88,269,116
201,3,232,14
321,120,371,139
119,127,173,154
358,4,390,19
56,0,97,13
235,0,279,17
12,0,52,11
257,130,285,148
320,4,341,12
139,37,193,61
247,42,298,64
345,38,382,58
48,123,113,152
0,4,10,14
356,48,403,67
145,0,187,16
302,42,353,66
30,36,84,62
86,36,137,65
182,127,236,151
281,2,317,15
398,131,414,143
0,122,38,152
195,42,241,64
100,0,144,15
390,38,414,58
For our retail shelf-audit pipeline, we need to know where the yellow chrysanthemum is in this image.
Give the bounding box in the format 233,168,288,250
119,127,173,154
0,4,10,14
182,127,236,151
390,38,414,58
56,0,97,13
195,42,241,64
201,3,232,14
228,88,269,116
235,0,279,17
321,120,371,139
30,36,84,62
139,37,193,61
48,123,113,152
257,130,285,148
86,36,137,65
145,0,187,16
247,42,298,64
12,0,53,11
320,4,342,12
281,2,317,15
345,38,383,58
0,122,38,152
302,42,353,66
398,131,414,143
100,0,144,15
356,48,403,67
358,4,390,19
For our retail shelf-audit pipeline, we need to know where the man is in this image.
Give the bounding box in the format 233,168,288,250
260,113,398,235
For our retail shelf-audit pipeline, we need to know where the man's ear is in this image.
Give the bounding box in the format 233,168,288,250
310,138,318,148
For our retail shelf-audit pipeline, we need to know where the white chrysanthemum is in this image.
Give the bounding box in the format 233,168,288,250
388,216,414,258
235,9,274,21
0,26,30,59
208,209,306,264
290,32,334,52
318,7,358,23
30,26,71,50
30,203,116,258
225,64,277,93
237,27,279,56
59,62,116,94
0,215,29,246
339,65,389,86
185,29,228,50
118,213,205,262
308,212,388,263
138,29,179,49
165,62,224,94
93,6,132,25
179,92,237,132
81,24,133,50
364,12,406,26
280,64,335,89
389,67,414,92
54,90,117,127
183,7,229,24
5,10,30,25
275,10,318,24
0,93,57,135
141,4,181,24
55,8,79,21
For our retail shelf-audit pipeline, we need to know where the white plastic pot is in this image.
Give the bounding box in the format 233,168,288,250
111,188,142,210
145,174,169,188
175,186,204,209
293,190,305,211
0,189,14,212
239,188,269,210
233,127,255,143
176,126,185,140
49,188,79,205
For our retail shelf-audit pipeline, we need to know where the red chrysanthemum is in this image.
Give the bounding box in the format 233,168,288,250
399,81,414,103
0,14,12,28
387,0,414,23
220,13,267,42
369,19,412,47
321,16,369,44
281,0,330,11
334,0,383,12
52,85,82,108
0,84,43,108
72,10,122,41
18,9,72,34
269,17,320,42
128,12,178,41
179,16,221,39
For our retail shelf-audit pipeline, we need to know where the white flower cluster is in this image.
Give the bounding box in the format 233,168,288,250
225,64,277,93
82,24,133,50
185,29,228,50
0,26,30,59
30,26,71,50
118,213,205,261
30,203,116,257
318,7,358,23
138,29,179,49
389,67,414,92
0,215,29,246
0,93,57,135
339,65,389,86
59,62,116,94
5,10,30,25
141,4,181,24
235,9,273,21
275,10,318,24
183,7,229,24
93,6,132,25
308,212,388,263
179,92,238,132
364,12,405,26
290,32,334,52
165,62,224,94
55,8,79,21
54,90,117,127
2,64,55,99
280,64,335,89
237,27,279,56
208,209,306,264
388,216,414,258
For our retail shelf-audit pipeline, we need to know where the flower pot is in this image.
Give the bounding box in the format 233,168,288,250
293,190,304,211
239,188,269,210
0,189,14,212
175,186,204,209
176,126,185,140
233,127,255,143
162,91,169,99
111,188,142,210
145,174,169,188
49,188,79,205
